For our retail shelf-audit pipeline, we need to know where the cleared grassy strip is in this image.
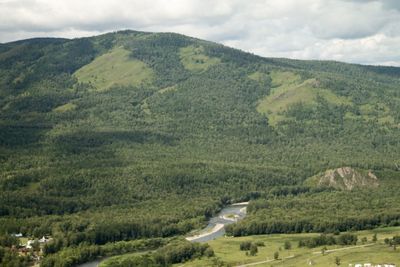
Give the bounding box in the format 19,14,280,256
53,102,77,112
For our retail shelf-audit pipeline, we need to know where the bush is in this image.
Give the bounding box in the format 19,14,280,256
249,243,258,256
284,241,291,250
254,241,265,247
239,241,252,251
204,247,215,257
298,233,357,248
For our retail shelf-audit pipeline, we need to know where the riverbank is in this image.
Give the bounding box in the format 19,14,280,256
186,223,225,241
185,202,248,242
231,202,249,206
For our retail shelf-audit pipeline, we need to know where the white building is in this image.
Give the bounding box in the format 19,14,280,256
39,236,50,243
26,240,34,249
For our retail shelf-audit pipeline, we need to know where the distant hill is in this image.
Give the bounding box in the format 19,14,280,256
0,30,399,261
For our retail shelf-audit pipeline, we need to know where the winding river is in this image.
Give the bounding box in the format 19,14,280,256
76,202,248,267
185,202,248,242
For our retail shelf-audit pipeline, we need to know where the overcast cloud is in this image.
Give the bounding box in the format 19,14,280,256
0,0,399,66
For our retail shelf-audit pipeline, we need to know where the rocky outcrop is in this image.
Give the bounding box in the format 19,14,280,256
308,167,379,190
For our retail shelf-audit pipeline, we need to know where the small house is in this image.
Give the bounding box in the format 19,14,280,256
26,240,34,249
39,236,48,243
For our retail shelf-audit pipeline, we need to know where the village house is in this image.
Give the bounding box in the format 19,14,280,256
25,236,51,249
12,233,23,238
25,240,35,249
39,236,51,243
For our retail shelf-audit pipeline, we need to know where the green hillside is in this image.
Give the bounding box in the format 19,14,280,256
256,71,352,126
0,30,399,266
74,46,153,91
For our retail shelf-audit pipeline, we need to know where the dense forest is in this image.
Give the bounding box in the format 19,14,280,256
0,30,399,266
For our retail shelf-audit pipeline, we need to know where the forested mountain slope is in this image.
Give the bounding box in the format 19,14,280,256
0,30,399,265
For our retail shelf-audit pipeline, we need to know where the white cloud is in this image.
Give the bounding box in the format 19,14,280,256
0,0,399,66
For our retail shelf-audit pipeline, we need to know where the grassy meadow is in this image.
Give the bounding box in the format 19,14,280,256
177,227,400,266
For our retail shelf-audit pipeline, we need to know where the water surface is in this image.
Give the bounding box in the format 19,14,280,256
186,202,248,242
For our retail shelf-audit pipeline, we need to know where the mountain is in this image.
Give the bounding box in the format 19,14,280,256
0,30,399,266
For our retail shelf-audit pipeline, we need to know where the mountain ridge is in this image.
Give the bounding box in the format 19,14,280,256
2,29,400,71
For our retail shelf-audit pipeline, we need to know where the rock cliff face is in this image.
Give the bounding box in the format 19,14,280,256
309,167,379,190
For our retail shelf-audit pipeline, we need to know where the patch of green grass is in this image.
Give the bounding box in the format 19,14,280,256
53,102,76,113
257,71,351,126
19,237,28,246
360,103,395,125
270,71,302,87
183,227,400,267
179,45,220,72
378,115,395,124
248,71,268,82
344,103,395,125
270,244,399,267
74,47,153,91
359,103,391,115
158,85,177,94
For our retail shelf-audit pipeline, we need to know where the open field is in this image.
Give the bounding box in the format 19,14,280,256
74,46,153,90
256,71,351,126
177,227,400,266
179,45,220,72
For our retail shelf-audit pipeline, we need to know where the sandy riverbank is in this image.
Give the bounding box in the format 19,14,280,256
185,223,225,241
231,202,249,206
220,214,239,222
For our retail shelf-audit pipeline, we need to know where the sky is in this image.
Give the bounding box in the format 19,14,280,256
0,0,399,66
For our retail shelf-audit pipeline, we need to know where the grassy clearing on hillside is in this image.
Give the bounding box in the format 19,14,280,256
53,102,77,112
74,47,153,91
158,85,178,94
179,227,400,267
180,45,220,72
248,71,269,83
256,71,351,126
359,103,395,125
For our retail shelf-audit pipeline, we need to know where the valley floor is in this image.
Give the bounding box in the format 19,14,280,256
176,227,400,267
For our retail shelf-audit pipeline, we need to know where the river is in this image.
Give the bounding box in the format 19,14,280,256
185,202,248,242
76,202,248,267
